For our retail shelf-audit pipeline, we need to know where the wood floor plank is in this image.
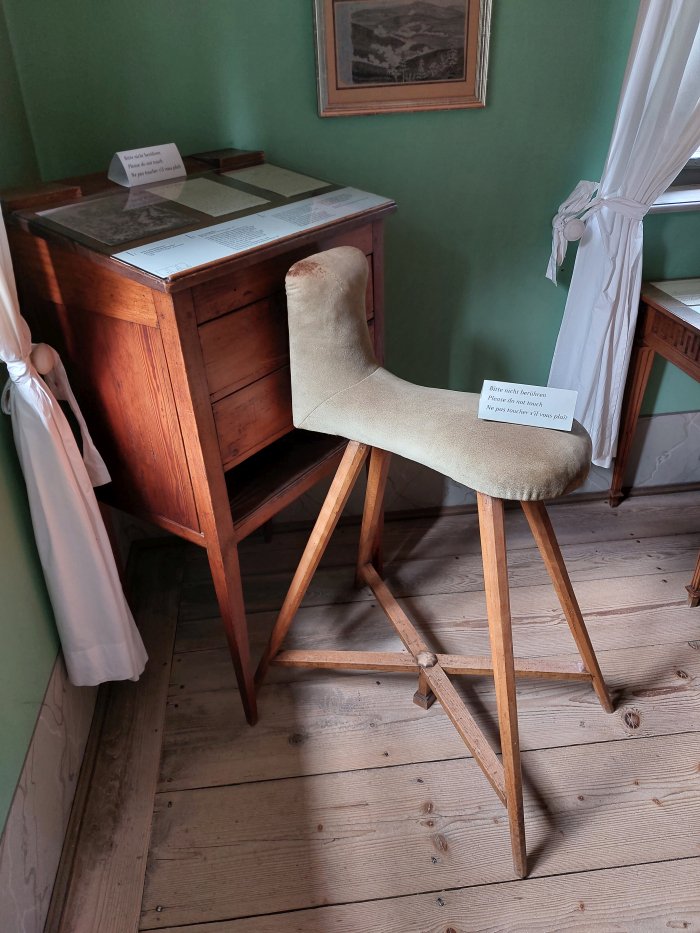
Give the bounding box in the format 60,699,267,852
172,569,696,689
189,489,700,579
141,734,700,927
160,641,700,791
53,545,186,933
151,858,700,933
179,532,699,619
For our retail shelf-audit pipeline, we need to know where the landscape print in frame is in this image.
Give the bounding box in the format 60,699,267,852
314,0,491,116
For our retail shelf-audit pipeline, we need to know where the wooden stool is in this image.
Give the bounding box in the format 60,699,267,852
255,247,615,878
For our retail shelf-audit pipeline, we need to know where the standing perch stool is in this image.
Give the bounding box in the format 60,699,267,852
255,246,614,878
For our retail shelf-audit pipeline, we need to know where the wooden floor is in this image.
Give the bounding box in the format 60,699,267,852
54,491,700,932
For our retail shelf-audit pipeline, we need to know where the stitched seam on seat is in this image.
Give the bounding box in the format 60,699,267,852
297,365,381,429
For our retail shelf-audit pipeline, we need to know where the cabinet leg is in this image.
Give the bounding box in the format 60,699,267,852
610,343,654,507
209,543,257,725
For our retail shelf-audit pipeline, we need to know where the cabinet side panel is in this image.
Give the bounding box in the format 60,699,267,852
10,228,158,327
26,296,199,534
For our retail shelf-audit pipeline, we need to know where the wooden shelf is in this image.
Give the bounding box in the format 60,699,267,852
227,431,347,542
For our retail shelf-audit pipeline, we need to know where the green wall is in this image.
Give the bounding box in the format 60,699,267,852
1,0,698,827
5,0,699,413
0,0,58,828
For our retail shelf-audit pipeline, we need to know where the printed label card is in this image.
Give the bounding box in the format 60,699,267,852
478,380,577,431
108,143,186,188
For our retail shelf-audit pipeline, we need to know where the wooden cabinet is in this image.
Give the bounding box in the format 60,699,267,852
6,176,394,723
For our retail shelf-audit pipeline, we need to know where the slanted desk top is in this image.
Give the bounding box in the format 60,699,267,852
4,155,396,722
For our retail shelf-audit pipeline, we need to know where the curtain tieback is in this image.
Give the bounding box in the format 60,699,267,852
546,182,648,284
1,356,33,413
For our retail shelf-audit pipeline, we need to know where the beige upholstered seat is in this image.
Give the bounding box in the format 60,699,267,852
257,244,613,881
286,246,591,501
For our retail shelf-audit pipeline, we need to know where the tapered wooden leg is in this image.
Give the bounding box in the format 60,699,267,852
686,551,700,607
477,493,527,879
413,669,436,709
255,441,369,687
356,448,391,583
609,343,654,507
521,500,614,713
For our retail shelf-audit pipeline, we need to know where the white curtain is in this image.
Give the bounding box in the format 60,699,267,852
0,213,147,685
547,0,700,468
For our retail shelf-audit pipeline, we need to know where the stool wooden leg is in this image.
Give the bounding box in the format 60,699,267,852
686,550,700,607
255,441,369,687
521,500,614,713
356,448,392,582
477,493,527,879
413,669,436,709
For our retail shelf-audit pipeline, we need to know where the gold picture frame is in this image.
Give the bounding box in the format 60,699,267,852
313,0,492,117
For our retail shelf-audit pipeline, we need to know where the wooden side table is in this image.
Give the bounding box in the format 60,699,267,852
4,163,395,720
609,280,700,605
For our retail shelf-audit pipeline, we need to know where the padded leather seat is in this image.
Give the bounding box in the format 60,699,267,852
286,246,591,501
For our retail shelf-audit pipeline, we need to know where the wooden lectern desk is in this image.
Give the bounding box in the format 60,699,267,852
3,155,395,722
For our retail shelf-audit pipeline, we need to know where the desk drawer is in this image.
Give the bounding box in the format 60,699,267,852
214,366,293,469
213,319,375,470
192,225,374,324
199,294,289,402
199,272,374,403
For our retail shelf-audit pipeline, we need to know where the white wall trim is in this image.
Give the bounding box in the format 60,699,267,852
0,656,96,933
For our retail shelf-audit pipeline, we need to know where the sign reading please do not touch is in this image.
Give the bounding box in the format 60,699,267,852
478,380,577,432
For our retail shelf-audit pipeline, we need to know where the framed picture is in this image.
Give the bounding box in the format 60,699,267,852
313,0,492,117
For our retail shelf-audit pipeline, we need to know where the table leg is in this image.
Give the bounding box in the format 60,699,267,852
208,540,257,725
609,344,655,508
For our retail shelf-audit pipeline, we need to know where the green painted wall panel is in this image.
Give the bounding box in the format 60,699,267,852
6,0,698,416
643,211,700,416
0,1,58,828
0,0,38,187
0,417,58,824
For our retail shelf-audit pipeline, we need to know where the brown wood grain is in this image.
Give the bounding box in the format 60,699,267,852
190,224,374,322
214,365,294,469
228,432,348,542
10,226,158,326
176,566,697,662
255,441,369,685
33,298,200,533
159,638,700,793
477,493,526,876
146,858,700,933
199,294,291,401
8,175,391,727
155,288,257,723
52,545,185,933
141,734,700,927
200,286,374,403
180,530,700,618
522,500,613,712
224,488,700,574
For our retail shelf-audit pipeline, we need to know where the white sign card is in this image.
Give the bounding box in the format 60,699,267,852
478,380,577,431
224,164,330,197
114,187,392,279
108,143,186,188
147,178,269,217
